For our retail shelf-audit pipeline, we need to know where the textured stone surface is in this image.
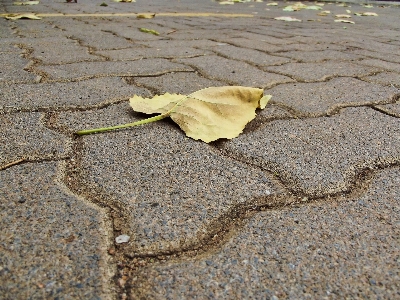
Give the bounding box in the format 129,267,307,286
0,162,112,299
0,52,37,83
176,55,294,88
130,167,400,299
0,113,69,167
0,77,150,110
266,77,398,116
274,50,363,63
58,104,282,254
134,72,225,95
360,59,400,73
363,72,400,88
266,61,380,82
37,59,193,80
222,107,400,196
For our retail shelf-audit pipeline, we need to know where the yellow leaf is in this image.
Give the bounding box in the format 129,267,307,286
129,86,269,143
335,14,351,18
334,19,355,24
360,12,378,16
266,2,278,5
274,16,302,22
137,13,156,19
13,1,39,5
5,13,41,20
76,87,271,142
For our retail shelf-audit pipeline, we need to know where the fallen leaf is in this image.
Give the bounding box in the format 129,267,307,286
13,1,39,5
139,28,159,35
335,14,351,18
315,2,325,6
100,2,108,6
334,19,355,24
274,16,302,22
305,5,322,10
363,4,373,8
358,12,378,16
219,1,234,4
336,3,349,7
113,0,135,2
137,13,156,19
77,86,272,143
5,13,41,20
318,10,330,16
346,9,351,13
266,2,278,5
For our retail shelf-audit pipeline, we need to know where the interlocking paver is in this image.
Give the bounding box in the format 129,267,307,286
221,107,400,197
273,49,363,63
0,77,150,110
375,98,400,118
0,113,69,167
134,72,225,95
0,52,38,83
0,162,112,299
130,167,400,299
208,44,291,66
176,55,294,87
37,59,193,80
359,58,400,73
265,61,380,82
57,103,283,254
266,77,398,116
363,71,400,88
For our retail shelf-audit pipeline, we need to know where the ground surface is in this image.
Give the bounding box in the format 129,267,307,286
0,0,399,299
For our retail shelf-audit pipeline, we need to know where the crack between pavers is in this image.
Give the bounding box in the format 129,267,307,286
0,155,71,171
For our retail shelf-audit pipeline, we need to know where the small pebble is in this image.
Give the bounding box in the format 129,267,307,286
115,234,130,244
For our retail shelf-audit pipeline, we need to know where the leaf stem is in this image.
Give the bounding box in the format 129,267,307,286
76,113,168,135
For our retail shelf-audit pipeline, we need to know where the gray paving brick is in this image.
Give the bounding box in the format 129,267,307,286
363,72,400,88
266,61,380,82
360,59,400,73
348,49,400,64
96,46,210,61
134,72,225,95
58,103,283,254
0,113,69,167
23,36,99,64
37,59,193,80
176,55,293,88
0,52,37,84
0,162,112,299
266,77,398,116
0,77,150,110
375,98,400,118
130,167,400,299
274,49,363,63
209,44,290,66
221,107,400,197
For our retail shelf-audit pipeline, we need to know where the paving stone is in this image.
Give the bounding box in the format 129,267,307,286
5,19,63,39
348,49,400,64
130,167,400,299
58,104,282,254
209,44,290,67
274,50,363,63
0,52,37,84
359,59,400,73
375,98,400,118
215,37,283,53
363,72,400,88
273,42,347,53
96,47,210,61
0,113,69,167
266,77,398,116
266,61,380,82
136,39,222,50
0,162,112,299
234,31,295,45
23,36,99,64
134,72,225,95
37,59,193,80
176,55,294,88
221,107,400,197
0,77,150,110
